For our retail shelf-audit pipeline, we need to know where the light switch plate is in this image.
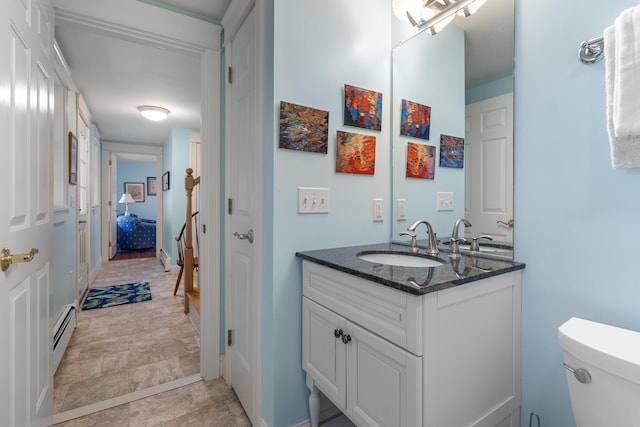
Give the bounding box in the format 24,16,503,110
298,187,329,213
373,199,384,221
397,199,407,220
437,192,454,211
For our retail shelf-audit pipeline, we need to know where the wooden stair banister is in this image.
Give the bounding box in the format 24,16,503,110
184,168,200,314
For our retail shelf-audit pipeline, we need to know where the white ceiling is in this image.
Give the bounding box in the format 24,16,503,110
53,0,512,146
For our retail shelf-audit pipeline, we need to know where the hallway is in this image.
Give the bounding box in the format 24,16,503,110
53,258,250,426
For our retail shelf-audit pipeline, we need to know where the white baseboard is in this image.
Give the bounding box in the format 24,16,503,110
287,405,343,427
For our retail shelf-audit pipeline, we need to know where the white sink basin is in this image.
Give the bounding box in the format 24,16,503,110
358,252,443,268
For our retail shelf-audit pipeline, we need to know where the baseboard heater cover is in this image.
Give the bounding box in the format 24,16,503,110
53,304,76,372
160,248,171,272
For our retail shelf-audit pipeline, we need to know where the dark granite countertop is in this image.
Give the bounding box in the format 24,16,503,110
296,242,525,296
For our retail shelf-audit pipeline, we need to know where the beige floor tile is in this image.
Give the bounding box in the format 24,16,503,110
53,258,249,426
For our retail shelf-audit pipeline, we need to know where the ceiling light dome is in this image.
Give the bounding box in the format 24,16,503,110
137,105,170,121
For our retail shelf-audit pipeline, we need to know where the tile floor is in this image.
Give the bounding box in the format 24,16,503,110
53,257,250,426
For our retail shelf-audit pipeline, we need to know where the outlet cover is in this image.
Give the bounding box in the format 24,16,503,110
298,187,329,213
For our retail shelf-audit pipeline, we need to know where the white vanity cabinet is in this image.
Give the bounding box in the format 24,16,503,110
301,260,522,427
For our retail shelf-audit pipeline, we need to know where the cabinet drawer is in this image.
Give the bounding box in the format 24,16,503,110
303,261,422,355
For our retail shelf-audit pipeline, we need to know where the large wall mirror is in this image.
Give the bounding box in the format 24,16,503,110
390,0,514,258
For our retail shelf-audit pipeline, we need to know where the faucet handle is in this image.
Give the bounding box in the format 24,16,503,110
469,235,493,251
399,231,418,251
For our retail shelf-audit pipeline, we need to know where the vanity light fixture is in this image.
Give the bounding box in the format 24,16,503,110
137,105,170,121
392,0,487,35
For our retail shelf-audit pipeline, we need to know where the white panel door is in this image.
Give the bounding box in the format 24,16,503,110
76,117,90,298
0,0,54,426
226,5,258,424
465,93,513,242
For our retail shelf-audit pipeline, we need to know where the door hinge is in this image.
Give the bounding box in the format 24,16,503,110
108,241,112,247
109,159,112,166
108,201,112,207
227,329,232,346
228,198,233,215
202,224,206,234
228,66,233,84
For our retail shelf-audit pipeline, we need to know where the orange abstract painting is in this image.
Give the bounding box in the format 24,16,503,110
406,142,435,179
336,131,376,175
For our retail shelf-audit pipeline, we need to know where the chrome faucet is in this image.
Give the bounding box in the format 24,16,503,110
449,218,471,257
407,219,439,256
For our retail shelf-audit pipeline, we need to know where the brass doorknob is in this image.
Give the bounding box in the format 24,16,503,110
1,247,39,272
497,219,514,228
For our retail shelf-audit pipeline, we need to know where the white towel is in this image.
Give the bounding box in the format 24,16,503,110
605,6,640,168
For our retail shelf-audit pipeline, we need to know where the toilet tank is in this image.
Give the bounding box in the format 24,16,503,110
558,317,640,427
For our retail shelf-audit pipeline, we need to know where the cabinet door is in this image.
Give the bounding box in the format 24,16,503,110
302,297,347,410
347,322,422,427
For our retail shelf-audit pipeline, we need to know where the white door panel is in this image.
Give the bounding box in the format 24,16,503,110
227,5,258,424
465,93,514,242
1,0,54,425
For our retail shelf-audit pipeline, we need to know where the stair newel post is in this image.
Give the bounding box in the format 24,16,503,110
184,168,200,313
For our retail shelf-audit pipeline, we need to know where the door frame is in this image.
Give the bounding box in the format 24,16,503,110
100,143,163,261
55,0,222,379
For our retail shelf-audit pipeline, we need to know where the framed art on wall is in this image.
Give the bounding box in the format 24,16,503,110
147,177,157,196
162,171,170,191
124,182,145,202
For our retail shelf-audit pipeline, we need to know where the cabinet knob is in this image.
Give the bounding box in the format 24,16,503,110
334,329,343,338
341,334,352,344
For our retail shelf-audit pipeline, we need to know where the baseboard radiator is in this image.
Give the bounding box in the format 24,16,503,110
160,248,171,272
53,304,76,373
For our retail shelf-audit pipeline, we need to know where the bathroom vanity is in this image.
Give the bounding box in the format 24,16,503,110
296,243,525,427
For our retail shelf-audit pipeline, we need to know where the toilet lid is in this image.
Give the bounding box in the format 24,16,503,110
558,317,640,384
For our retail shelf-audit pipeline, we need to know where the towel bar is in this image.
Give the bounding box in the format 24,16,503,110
579,36,604,64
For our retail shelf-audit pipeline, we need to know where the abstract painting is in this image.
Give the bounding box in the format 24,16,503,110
439,134,464,168
400,99,431,140
406,142,435,179
279,101,329,153
343,84,382,131
336,131,376,175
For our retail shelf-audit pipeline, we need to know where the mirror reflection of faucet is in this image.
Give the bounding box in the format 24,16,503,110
406,267,435,288
449,218,472,258
469,235,493,252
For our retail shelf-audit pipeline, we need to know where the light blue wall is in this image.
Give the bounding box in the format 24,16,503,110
466,75,513,105
516,0,640,425
117,161,157,219
162,128,193,264
52,211,76,324
265,1,392,425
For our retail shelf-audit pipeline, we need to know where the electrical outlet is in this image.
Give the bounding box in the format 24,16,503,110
397,199,407,220
437,192,454,211
298,187,329,213
373,199,384,221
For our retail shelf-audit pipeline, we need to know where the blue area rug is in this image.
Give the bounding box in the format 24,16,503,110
82,282,152,310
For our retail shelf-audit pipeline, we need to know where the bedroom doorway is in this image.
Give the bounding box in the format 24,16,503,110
102,143,163,265
110,155,160,261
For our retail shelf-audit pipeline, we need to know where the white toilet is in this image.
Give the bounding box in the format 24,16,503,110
558,317,640,427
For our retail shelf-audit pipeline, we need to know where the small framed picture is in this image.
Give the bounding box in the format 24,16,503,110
68,132,77,185
162,171,170,191
124,182,145,202
147,177,157,196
